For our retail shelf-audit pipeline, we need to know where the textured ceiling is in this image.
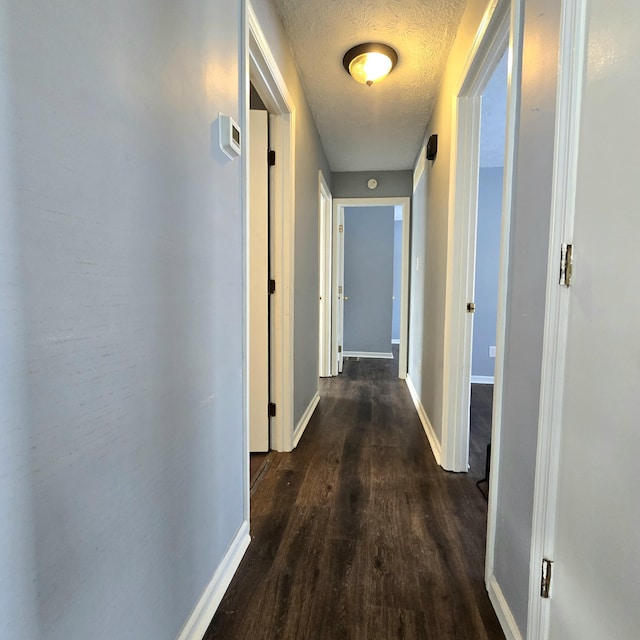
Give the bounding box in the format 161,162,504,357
273,0,468,172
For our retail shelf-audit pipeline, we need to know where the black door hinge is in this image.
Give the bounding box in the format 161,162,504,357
268,150,276,166
268,402,277,417
540,558,553,598
559,244,573,287
268,279,276,294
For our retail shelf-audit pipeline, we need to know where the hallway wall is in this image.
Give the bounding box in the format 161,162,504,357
0,1,246,638
251,0,332,430
408,0,490,450
331,170,412,198
409,0,563,634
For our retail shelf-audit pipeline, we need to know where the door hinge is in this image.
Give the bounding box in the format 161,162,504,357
268,150,276,166
540,558,553,599
268,279,276,294
339,224,344,233
466,302,476,313
559,243,573,287
268,402,276,417
338,345,342,353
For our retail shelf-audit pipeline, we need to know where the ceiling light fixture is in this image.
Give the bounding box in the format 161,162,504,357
343,43,398,87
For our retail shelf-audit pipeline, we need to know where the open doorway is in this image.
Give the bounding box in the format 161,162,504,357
470,51,508,499
244,6,297,515
328,197,410,380
248,82,271,483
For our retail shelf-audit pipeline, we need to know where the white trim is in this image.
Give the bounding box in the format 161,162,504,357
526,0,587,637
413,144,427,192
292,390,320,448
485,0,523,593
332,197,411,380
471,375,495,384
487,574,524,640
240,0,251,527
176,522,251,640
391,338,400,345
343,351,394,360
405,375,442,465
247,3,296,453
318,171,333,378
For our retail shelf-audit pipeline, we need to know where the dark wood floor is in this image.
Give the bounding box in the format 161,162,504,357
206,357,503,639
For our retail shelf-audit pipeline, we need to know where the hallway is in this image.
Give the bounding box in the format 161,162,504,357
206,357,504,639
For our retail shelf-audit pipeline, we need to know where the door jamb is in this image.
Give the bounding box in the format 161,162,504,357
330,197,411,379
318,171,333,377
526,1,587,637
244,2,297,458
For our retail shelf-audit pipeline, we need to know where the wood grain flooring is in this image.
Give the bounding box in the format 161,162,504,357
206,357,504,639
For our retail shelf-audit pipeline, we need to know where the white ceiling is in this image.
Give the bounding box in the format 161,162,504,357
273,0,468,172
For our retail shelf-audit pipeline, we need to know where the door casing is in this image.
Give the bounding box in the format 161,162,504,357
330,197,411,379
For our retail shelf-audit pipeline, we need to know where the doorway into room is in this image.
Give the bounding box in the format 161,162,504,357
248,82,272,484
469,50,508,500
327,197,410,380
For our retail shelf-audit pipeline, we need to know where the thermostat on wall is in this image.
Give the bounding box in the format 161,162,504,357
219,113,241,159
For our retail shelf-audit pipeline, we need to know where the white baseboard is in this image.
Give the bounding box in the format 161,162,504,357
293,390,320,448
487,574,523,640
177,521,251,640
343,351,394,360
471,375,495,384
405,375,442,465
391,338,400,345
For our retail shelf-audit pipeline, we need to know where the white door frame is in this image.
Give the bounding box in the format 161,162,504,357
441,0,517,473
318,171,333,377
330,197,411,379
332,205,345,375
243,2,296,463
526,0,587,637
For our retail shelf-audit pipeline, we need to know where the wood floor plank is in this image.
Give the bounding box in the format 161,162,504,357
205,355,505,640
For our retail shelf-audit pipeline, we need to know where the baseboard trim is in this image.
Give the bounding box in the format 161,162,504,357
343,351,394,360
177,521,251,640
391,338,400,345
487,574,523,640
292,390,320,448
471,375,495,384
405,375,442,465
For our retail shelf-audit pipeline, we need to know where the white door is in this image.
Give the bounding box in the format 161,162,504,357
249,109,269,452
545,1,640,637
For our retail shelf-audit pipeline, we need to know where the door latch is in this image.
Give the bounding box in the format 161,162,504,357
466,302,476,313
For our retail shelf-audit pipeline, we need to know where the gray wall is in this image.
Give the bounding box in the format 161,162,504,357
343,207,394,354
249,1,332,429
472,167,503,378
0,1,245,637
392,218,402,341
331,171,413,198
407,0,490,451
492,0,561,631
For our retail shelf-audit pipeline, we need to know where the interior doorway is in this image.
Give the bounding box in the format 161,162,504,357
248,85,271,458
328,197,410,380
470,50,508,499
244,3,297,486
